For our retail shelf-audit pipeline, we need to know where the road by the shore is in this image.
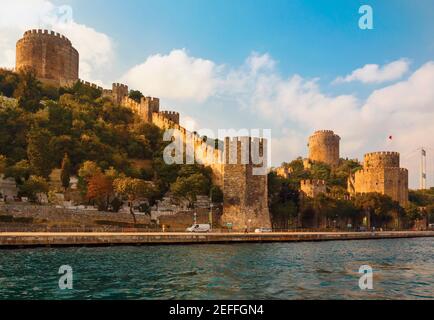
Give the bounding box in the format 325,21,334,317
0,231,433,248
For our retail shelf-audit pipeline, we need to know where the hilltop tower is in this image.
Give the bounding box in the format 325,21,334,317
348,151,409,206
308,130,340,167
16,29,79,86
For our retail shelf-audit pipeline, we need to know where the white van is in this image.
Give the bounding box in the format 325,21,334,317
186,224,211,233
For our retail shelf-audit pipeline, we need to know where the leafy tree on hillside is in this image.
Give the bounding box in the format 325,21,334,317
114,177,155,223
60,153,71,190
0,70,20,97
129,90,144,103
210,185,223,203
86,173,114,211
27,127,53,178
14,70,42,113
354,193,401,228
0,155,6,175
310,162,331,181
170,173,209,208
4,160,31,185
20,175,49,203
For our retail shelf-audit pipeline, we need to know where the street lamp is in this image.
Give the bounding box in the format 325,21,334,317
209,188,213,231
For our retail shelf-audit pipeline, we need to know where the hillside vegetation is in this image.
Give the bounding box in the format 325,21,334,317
0,69,219,215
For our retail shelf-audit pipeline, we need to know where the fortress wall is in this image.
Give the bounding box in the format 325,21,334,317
399,168,409,207
364,152,400,169
300,179,327,198
308,130,340,167
78,79,103,91
159,111,179,124
220,137,271,230
16,30,79,86
350,151,409,206
150,114,270,230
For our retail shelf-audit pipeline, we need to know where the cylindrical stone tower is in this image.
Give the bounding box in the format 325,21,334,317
16,29,79,86
308,130,340,167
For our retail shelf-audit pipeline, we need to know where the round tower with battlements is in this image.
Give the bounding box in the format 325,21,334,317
308,130,340,167
16,29,79,86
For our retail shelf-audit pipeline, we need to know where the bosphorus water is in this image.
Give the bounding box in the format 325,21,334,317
0,237,433,300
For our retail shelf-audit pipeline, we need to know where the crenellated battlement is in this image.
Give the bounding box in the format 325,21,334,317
158,111,180,125
21,29,72,46
312,130,337,135
113,83,128,90
365,151,400,157
364,151,400,169
300,179,326,186
143,96,159,103
78,79,103,91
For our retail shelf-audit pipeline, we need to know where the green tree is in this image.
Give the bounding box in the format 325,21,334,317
27,127,53,178
170,173,209,208
0,69,20,97
20,175,49,203
129,90,144,103
14,69,42,113
60,153,71,190
4,160,31,185
354,193,401,228
114,177,154,223
0,155,6,175
210,185,223,203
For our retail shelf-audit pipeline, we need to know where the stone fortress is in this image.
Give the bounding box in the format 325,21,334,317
8,29,410,230
16,29,79,87
302,129,409,206
13,29,271,231
348,152,409,206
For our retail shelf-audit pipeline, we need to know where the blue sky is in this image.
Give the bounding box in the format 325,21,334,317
58,0,434,84
2,0,434,188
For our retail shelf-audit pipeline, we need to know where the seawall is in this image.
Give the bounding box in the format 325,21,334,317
0,231,433,248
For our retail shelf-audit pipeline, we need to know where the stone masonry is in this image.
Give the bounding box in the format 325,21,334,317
300,179,327,198
308,130,340,167
12,29,272,230
16,30,79,86
348,152,409,206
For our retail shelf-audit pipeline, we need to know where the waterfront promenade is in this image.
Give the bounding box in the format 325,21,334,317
0,231,433,248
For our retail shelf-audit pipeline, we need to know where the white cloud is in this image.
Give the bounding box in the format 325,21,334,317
334,59,410,84
224,55,434,188
146,51,428,188
120,49,218,102
0,0,114,85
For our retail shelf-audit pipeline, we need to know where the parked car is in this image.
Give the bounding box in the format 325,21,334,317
186,224,211,233
254,228,273,233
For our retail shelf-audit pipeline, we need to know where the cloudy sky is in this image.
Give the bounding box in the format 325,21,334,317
1,0,434,189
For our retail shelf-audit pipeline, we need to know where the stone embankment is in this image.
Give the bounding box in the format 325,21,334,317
0,231,433,248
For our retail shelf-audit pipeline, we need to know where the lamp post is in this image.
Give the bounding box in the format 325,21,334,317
209,188,213,231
